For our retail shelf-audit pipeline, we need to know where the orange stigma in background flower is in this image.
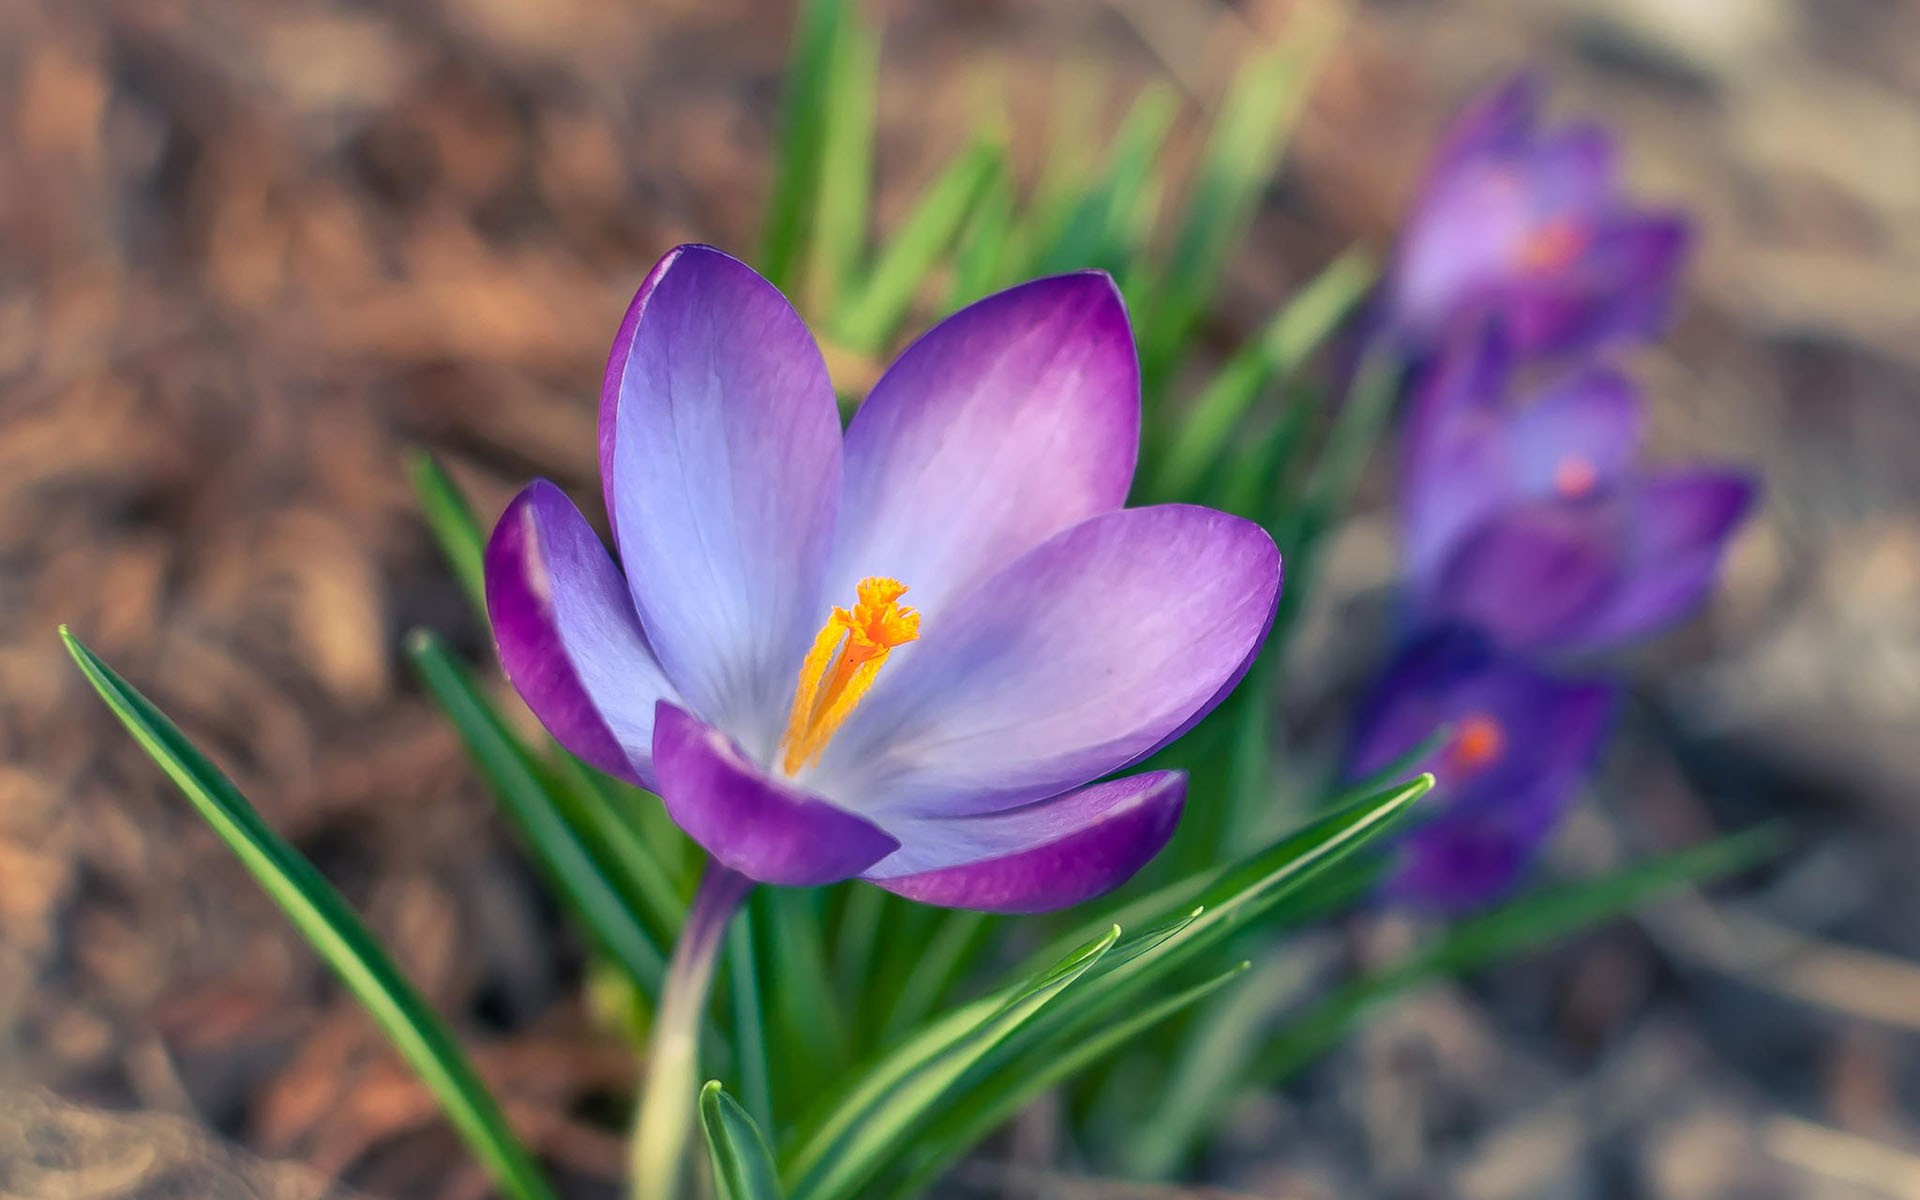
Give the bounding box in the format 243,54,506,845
1445,712,1506,776
780,577,920,774
1553,455,1599,498
1518,217,1587,272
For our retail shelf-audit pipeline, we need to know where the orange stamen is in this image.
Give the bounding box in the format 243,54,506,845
780,577,920,775
1446,712,1506,776
1553,455,1599,499
1518,217,1587,272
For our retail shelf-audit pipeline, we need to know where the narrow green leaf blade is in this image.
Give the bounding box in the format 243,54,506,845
759,0,849,292
805,18,880,316
406,630,667,997
702,1081,786,1200
1152,246,1376,498
407,450,488,621
785,926,1120,1200
1138,9,1344,386
61,628,559,1200
885,961,1253,1200
830,140,1002,354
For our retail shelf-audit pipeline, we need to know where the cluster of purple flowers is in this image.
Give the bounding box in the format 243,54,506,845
1351,75,1757,909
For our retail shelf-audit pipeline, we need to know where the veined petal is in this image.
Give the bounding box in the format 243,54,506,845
865,772,1186,913
652,703,898,887
830,273,1140,619
597,251,679,545
607,246,843,754
1574,468,1756,650
486,481,676,789
1423,496,1624,652
811,505,1279,817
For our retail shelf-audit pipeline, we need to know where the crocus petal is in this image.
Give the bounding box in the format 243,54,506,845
486,481,676,789
1506,367,1643,498
597,251,678,545
1385,783,1565,911
864,772,1186,913
1512,212,1691,355
651,703,898,887
1346,627,1617,802
811,504,1279,817
607,246,843,753
1423,498,1623,653
829,273,1140,618
1400,333,1514,588
1575,469,1757,649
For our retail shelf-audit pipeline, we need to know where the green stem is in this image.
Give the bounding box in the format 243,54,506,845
630,861,753,1200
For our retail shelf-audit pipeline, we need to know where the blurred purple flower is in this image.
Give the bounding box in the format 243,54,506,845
1384,74,1692,359
484,245,1281,912
1347,629,1618,910
1400,334,1757,655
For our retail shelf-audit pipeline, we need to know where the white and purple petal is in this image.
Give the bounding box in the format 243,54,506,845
486,481,676,789
606,246,843,754
865,771,1186,913
829,273,1140,619
810,504,1280,817
651,703,898,887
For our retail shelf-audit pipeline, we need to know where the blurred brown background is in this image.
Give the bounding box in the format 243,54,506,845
3,0,1918,1196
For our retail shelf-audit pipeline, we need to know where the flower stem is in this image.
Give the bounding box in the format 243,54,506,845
630,861,753,1200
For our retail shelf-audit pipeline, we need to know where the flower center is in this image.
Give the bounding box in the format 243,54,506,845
1517,217,1587,273
1444,712,1506,777
1553,454,1599,499
779,577,920,775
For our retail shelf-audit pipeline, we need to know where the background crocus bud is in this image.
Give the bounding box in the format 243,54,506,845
1345,629,1618,909
1384,74,1692,361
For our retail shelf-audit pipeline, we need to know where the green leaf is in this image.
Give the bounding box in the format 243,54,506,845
702,1081,786,1200
757,888,851,1123
407,450,488,622
1135,828,1786,1175
759,0,850,292
60,628,559,1200
784,926,1121,1200
1137,9,1345,388
1029,84,1178,277
804,17,880,316
724,905,775,1134
1152,246,1376,498
943,163,1016,309
884,961,1253,1200
830,140,1002,354
879,909,993,1043
406,630,668,998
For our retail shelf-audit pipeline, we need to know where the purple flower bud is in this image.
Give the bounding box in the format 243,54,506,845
1401,335,1757,655
1347,629,1618,910
1385,74,1692,360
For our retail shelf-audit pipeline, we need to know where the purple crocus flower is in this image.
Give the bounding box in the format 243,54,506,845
1347,629,1617,910
1400,334,1756,655
485,245,1281,914
1385,74,1691,359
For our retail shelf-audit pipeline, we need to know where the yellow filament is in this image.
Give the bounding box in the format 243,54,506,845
780,577,920,774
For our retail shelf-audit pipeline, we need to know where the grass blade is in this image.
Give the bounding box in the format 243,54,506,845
804,17,880,316
407,630,667,997
702,1082,786,1200
1152,246,1376,498
830,139,1002,354
725,907,775,1134
758,0,849,291
407,450,488,621
785,927,1120,1200
1137,7,1345,388
884,961,1253,1200
61,628,560,1200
